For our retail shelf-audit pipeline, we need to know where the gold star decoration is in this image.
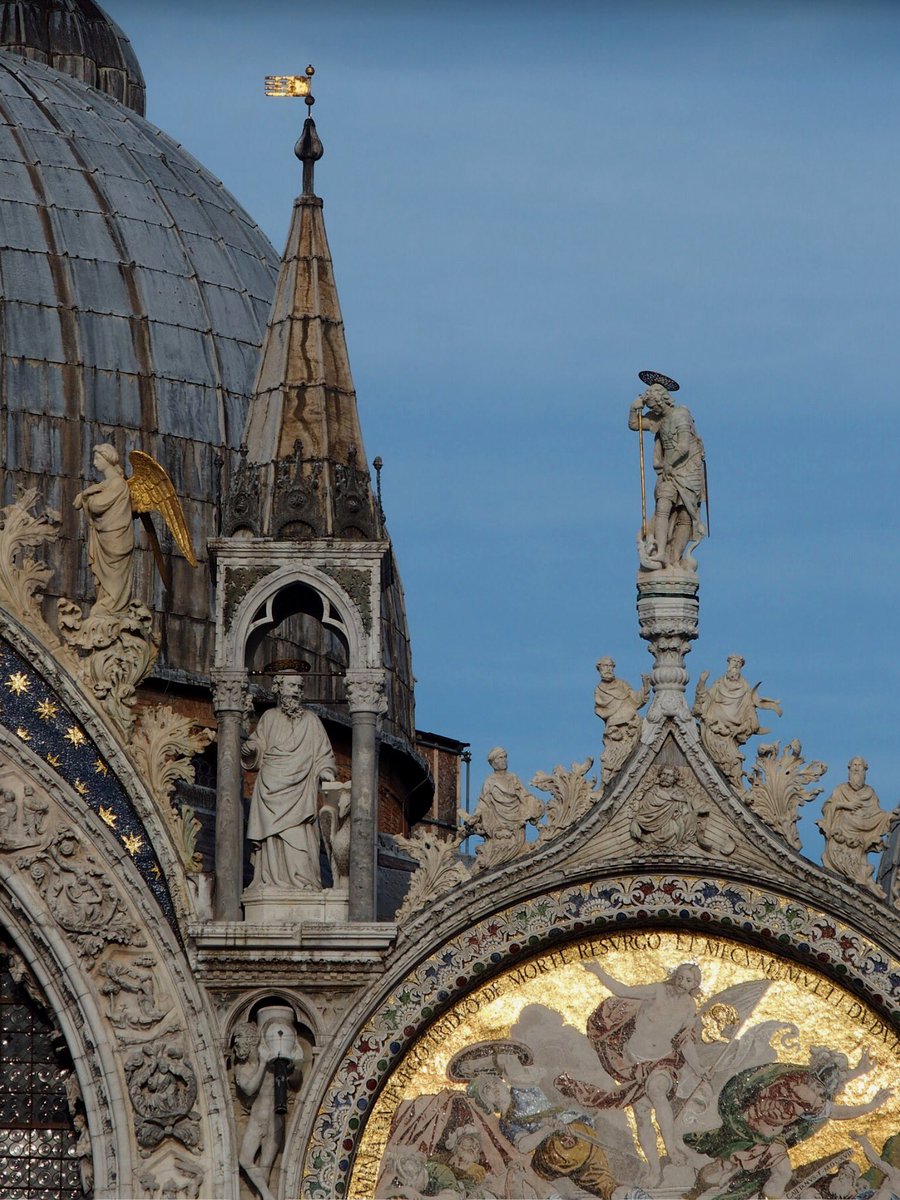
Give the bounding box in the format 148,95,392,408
74,779,88,797
122,832,143,856
64,726,86,747
46,753,61,768
35,699,59,721
150,865,162,879
15,727,31,742
6,672,29,695
98,806,118,828
94,759,109,776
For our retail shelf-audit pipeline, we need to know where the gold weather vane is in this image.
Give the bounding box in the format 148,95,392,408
264,65,315,98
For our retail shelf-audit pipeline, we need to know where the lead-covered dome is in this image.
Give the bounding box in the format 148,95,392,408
0,49,279,676
0,0,145,113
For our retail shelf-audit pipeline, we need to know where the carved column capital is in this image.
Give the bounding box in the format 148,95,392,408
636,573,699,729
211,668,248,714
344,670,388,717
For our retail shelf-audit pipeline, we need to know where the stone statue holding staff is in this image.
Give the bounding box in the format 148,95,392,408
629,371,707,572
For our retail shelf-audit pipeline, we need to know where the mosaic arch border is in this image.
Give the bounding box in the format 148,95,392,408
298,872,900,1199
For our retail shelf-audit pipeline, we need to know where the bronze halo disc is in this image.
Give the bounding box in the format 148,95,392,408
638,370,680,391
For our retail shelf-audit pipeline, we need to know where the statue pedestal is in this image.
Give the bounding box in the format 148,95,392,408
242,885,349,925
636,567,699,727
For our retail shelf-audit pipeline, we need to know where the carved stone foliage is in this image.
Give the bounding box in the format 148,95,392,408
0,489,60,644
628,763,735,856
318,563,373,633
57,598,159,738
746,740,827,849
125,1041,201,1152
344,672,387,714
533,758,599,844
392,828,470,922
130,707,214,873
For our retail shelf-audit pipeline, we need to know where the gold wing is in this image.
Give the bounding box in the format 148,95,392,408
128,450,198,568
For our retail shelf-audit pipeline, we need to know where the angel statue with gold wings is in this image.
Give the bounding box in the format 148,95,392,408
74,445,197,616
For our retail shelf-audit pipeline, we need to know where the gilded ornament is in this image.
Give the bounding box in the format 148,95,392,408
6,672,29,694
99,807,118,828
35,699,59,720
15,726,31,742
64,726,87,747
122,832,144,856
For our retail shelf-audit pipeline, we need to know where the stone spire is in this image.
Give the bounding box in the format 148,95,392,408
240,108,382,541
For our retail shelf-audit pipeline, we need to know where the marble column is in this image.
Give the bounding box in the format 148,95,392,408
345,670,388,922
212,668,248,921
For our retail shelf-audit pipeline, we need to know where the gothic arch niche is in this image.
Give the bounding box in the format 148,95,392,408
0,934,86,1198
296,875,900,1199
244,581,350,713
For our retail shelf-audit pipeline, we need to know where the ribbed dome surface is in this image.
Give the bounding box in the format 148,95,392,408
0,0,145,113
0,50,279,676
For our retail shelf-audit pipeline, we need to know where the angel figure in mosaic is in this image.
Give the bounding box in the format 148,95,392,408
74,444,197,615
687,1046,890,1200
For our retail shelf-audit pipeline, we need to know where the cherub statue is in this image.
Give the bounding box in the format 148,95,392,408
693,654,782,788
74,444,197,615
594,656,650,784
461,748,543,871
818,757,899,895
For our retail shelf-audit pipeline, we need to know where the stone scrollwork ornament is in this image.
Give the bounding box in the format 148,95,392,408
461,747,543,871
746,740,827,849
393,827,470,922
0,488,61,643
130,706,214,872
818,757,899,896
533,757,600,843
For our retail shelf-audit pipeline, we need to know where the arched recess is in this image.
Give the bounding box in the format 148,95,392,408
290,872,900,1198
220,563,371,675
0,728,237,1199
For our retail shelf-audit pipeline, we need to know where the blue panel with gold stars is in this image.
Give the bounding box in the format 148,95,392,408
0,638,181,942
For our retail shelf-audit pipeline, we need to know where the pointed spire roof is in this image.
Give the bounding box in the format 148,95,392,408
243,112,381,539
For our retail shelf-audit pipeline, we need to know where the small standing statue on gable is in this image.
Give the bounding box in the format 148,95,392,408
818,757,899,896
593,656,650,785
629,373,707,572
242,673,337,892
462,747,543,872
693,654,782,789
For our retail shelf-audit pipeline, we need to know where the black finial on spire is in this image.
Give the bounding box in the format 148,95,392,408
294,65,323,196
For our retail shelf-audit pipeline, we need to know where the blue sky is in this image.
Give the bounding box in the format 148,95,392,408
115,0,900,859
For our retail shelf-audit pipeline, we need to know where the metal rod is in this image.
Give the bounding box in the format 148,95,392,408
638,407,648,540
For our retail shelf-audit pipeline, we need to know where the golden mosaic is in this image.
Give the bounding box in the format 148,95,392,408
354,929,900,1199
